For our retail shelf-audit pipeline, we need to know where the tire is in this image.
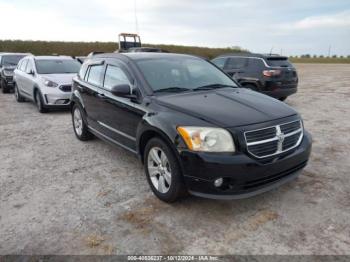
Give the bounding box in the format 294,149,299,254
1,79,9,93
72,103,94,141
279,97,287,101
14,83,25,102
243,83,258,92
34,89,48,113
144,137,187,203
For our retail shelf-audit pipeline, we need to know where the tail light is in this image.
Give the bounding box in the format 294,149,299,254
263,70,281,77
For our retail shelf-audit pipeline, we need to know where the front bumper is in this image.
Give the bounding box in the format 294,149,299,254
3,76,15,88
181,131,312,199
42,89,72,107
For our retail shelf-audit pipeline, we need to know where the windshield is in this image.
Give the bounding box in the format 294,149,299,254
266,58,293,67
35,59,81,74
2,55,26,66
136,57,238,92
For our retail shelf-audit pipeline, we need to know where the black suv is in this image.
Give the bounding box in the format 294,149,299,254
0,53,29,93
212,53,298,101
71,53,311,202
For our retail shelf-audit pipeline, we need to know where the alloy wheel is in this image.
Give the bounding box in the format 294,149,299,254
73,108,83,136
147,147,172,193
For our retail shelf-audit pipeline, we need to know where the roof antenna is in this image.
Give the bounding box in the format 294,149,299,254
134,0,139,34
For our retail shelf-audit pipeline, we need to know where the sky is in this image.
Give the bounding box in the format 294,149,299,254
0,0,349,56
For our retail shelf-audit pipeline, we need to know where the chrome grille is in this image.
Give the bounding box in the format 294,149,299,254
244,120,303,158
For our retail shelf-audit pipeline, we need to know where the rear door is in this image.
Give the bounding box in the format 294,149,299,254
95,62,145,151
15,59,29,95
78,60,106,130
224,57,248,79
21,59,36,98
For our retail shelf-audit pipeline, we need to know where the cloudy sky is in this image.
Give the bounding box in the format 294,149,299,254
1,0,349,56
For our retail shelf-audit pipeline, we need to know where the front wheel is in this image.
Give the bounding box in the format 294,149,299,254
1,79,9,93
14,84,25,102
72,103,94,141
144,137,187,202
35,90,48,113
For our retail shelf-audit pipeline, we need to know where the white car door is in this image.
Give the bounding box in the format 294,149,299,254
22,59,36,99
15,59,28,94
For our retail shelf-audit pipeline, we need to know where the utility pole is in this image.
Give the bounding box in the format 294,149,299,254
328,45,331,57
134,0,139,34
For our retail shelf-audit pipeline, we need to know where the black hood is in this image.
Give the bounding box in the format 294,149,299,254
155,88,297,127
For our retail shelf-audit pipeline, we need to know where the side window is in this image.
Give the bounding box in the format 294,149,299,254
226,57,247,69
103,65,130,90
17,60,23,69
20,59,28,71
212,58,226,69
26,60,33,73
78,63,89,80
86,65,104,86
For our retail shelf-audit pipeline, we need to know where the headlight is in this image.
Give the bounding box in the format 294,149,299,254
44,80,59,87
177,126,235,152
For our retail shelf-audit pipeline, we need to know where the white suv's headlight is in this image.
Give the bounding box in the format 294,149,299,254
177,126,235,152
44,79,59,87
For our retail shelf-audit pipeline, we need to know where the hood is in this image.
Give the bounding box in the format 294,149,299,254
3,66,16,71
39,73,77,85
155,88,297,127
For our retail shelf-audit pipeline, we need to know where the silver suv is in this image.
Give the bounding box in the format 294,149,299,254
13,56,81,113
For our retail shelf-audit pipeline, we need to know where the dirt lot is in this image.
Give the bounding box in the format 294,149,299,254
0,64,350,255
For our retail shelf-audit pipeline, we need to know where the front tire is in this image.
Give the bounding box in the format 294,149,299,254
1,79,9,93
14,84,25,102
72,103,94,141
35,90,48,113
144,137,187,203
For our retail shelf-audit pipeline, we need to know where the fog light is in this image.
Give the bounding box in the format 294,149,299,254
214,178,223,188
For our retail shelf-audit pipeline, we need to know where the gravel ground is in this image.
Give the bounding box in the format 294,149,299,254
0,64,350,255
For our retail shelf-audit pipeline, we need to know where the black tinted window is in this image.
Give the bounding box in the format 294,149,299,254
35,59,81,74
266,58,293,67
87,65,104,86
226,57,247,69
104,65,130,90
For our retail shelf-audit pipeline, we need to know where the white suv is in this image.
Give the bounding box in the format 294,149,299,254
14,56,81,113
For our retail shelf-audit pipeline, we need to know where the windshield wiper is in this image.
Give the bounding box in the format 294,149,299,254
193,84,236,91
154,87,191,93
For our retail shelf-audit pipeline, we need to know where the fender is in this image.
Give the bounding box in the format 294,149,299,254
71,90,85,109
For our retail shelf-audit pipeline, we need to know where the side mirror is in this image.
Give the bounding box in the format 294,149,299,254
28,69,35,76
111,84,136,99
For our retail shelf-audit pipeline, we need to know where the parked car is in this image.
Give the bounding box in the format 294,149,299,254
0,53,30,93
212,53,298,101
14,56,81,112
71,53,312,202
126,47,169,53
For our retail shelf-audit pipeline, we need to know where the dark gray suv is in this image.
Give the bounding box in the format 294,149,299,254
212,53,298,101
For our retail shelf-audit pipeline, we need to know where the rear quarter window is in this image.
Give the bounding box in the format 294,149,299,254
226,57,248,69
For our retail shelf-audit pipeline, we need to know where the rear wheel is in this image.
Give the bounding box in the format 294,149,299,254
14,83,25,102
35,90,48,113
144,137,187,202
72,103,94,141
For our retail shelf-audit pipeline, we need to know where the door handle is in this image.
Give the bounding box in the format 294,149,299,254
97,93,106,99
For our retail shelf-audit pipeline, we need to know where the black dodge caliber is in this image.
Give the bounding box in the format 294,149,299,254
71,53,312,202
